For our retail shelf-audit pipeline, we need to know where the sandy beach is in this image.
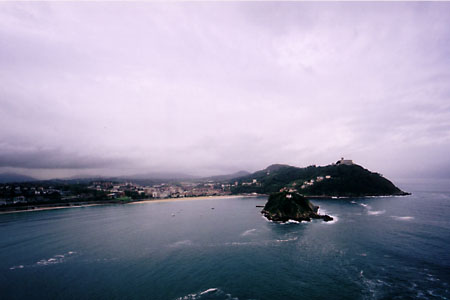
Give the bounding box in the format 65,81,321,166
129,194,259,205
0,195,262,215
0,203,106,215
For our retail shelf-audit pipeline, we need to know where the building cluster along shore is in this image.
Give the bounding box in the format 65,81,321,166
1,157,409,212
0,180,237,209
92,181,235,199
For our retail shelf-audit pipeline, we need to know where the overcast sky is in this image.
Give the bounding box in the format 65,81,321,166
1,2,449,180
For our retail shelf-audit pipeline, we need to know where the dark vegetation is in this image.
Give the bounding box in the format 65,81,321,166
231,164,408,197
0,182,117,212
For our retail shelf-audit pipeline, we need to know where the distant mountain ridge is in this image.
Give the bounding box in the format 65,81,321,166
0,170,250,185
230,163,408,197
0,164,408,198
201,170,251,182
0,173,37,183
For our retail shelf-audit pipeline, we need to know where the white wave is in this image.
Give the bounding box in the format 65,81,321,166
324,215,338,224
37,258,61,266
35,251,77,267
427,289,442,297
95,257,119,262
285,219,300,224
230,242,249,246
426,274,439,282
9,265,24,270
261,215,274,223
261,215,303,224
359,270,390,299
360,203,369,208
225,241,260,246
351,201,357,204
317,208,338,224
391,216,414,221
241,229,257,236
276,237,298,243
200,288,218,295
11,251,77,269
175,287,239,300
279,219,311,225
170,240,193,247
262,212,335,224
367,210,386,215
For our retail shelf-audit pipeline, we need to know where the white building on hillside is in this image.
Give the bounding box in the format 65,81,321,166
336,157,353,165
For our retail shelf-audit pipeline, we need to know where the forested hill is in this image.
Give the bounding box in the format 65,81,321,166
230,163,408,197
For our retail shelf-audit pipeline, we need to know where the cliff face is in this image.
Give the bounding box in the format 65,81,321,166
261,191,333,223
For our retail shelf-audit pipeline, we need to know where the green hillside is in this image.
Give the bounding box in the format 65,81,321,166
230,163,408,197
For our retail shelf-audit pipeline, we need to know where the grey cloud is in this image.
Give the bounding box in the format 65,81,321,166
0,145,128,169
1,2,450,179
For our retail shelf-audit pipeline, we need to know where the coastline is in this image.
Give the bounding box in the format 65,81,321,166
0,194,262,215
129,194,259,205
0,193,409,215
0,203,106,215
306,193,411,199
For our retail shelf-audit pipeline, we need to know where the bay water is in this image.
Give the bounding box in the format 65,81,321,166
1,180,449,299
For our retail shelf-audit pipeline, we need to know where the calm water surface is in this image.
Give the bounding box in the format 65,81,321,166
1,180,449,299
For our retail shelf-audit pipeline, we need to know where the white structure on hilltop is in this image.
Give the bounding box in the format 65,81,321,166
336,157,353,165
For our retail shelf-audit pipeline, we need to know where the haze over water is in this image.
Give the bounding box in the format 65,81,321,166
1,179,449,300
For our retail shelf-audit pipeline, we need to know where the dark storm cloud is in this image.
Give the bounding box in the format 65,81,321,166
0,146,128,169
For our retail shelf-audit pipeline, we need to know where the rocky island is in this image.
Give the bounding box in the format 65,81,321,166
262,191,333,223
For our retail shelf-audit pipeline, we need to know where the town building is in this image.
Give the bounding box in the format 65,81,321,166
336,157,353,165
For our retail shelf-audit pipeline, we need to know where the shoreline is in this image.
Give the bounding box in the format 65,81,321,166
128,194,260,205
0,203,107,215
0,194,262,215
306,193,411,199
0,193,409,215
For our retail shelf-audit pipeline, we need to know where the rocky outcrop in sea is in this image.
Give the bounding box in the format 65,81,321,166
261,191,333,223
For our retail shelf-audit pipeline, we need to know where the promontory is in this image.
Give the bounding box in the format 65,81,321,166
230,158,409,197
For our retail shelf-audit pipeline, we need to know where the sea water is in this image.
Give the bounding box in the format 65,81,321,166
1,180,449,299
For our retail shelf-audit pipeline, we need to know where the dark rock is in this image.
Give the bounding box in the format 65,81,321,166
320,214,334,222
261,191,333,223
